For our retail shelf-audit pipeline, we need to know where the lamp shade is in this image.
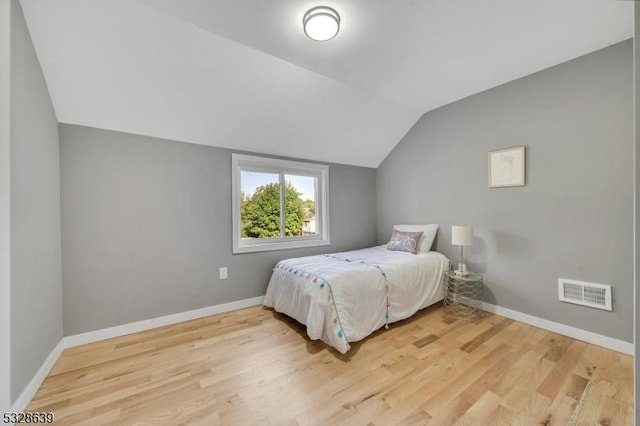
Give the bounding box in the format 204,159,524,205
451,225,474,246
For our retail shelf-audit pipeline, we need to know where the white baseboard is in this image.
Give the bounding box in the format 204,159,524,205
482,302,634,356
9,296,265,413
10,339,65,413
64,296,265,348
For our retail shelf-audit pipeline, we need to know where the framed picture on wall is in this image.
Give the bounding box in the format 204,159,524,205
488,146,525,188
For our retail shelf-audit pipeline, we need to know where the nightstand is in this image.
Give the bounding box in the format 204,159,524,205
443,271,483,319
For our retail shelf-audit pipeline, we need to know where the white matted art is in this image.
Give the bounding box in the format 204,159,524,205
488,146,525,188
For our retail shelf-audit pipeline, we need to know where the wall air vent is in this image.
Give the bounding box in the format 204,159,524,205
558,278,611,311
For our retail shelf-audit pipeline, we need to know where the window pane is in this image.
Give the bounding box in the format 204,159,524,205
240,170,281,239
284,174,317,237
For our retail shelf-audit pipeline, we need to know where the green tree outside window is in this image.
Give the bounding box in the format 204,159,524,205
241,181,308,238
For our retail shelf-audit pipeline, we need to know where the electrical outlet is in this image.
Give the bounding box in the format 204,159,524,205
219,267,228,280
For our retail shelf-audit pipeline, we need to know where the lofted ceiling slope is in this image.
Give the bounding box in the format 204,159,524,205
20,0,632,167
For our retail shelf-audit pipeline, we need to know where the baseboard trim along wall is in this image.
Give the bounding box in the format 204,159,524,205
10,339,65,415
10,295,265,413
11,297,634,413
482,302,634,356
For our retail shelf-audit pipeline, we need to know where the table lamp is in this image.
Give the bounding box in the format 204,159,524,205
451,225,474,276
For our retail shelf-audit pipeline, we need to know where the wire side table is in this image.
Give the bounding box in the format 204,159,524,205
443,271,483,320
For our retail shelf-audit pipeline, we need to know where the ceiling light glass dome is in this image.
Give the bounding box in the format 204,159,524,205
303,6,340,41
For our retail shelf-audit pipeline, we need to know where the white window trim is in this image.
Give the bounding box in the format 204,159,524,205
232,153,330,254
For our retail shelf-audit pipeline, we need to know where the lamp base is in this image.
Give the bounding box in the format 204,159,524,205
455,263,469,277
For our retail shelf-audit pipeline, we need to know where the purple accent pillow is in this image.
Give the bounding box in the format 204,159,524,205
386,230,424,254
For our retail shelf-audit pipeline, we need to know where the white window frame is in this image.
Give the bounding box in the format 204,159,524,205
232,153,330,254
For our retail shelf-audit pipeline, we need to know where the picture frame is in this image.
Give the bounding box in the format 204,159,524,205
488,146,525,188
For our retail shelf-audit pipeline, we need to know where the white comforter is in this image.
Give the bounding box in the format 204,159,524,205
263,246,449,353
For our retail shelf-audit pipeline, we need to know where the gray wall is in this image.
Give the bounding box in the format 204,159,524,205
9,0,62,402
60,124,377,335
634,3,639,422
0,0,11,413
377,41,633,342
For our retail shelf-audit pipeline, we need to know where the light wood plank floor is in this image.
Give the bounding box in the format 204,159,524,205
27,304,633,425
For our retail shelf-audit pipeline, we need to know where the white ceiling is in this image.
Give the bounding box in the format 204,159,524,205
20,0,632,167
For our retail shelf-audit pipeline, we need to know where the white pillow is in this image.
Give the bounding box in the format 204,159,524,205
393,224,439,253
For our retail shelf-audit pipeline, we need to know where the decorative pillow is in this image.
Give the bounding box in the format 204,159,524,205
387,230,424,254
393,224,439,253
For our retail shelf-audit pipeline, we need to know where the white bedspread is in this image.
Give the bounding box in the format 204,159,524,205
263,246,449,353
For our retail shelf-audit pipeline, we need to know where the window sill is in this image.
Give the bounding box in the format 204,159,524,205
233,238,330,254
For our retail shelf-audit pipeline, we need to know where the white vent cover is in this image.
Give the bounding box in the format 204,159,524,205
558,278,611,311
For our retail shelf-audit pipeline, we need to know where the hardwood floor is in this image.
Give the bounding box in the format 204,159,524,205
27,304,633,425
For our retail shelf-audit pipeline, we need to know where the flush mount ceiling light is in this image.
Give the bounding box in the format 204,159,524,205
303,6,340,41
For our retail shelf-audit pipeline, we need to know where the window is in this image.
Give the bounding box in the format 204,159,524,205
232,154,330,254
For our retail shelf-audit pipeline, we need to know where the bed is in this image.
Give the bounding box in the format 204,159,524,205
263,239,449,354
